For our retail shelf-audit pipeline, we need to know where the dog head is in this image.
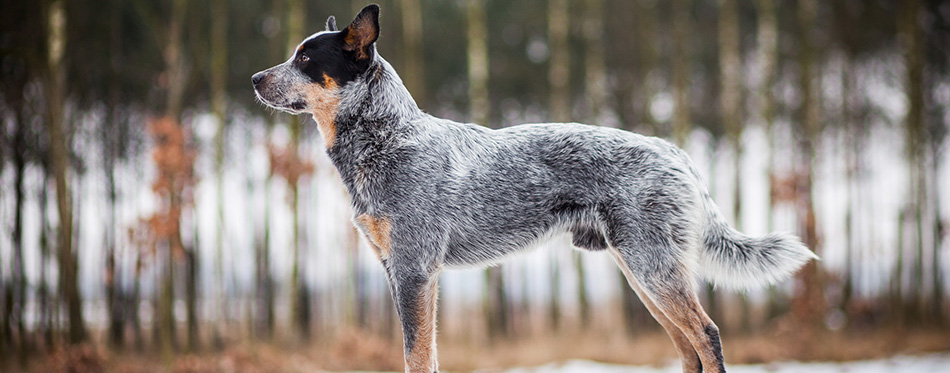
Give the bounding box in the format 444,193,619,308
252,4,380,145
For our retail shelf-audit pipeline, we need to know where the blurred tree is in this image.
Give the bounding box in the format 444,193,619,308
548,0,570,124
923,0,949,326
901,0,928,324
468,0,490,127
833,0,859,315
11,97,29,359
47,0,87,345
466,0,510,339
575,0,608,329
718,0,751,333
37,172,54,349
211,0,229,348
791,0,826,333
633,0,659,134
256,0,286,341
719,0,741,228
755,0,787,321
157,0,191,360
546,0,569,332
104,0,124,350
671,0,692,145
284,0,312,342
400,0,426,108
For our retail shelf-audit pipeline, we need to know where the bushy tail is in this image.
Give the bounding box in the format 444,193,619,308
695,195,818,290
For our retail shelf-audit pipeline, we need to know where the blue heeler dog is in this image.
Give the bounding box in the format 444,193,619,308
252,4,817,372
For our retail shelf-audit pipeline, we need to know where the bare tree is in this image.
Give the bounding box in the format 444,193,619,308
546,0,569,332
901,0,928,324
718,0,751,332
791,0,825,332
401,0,426,107
548,0,570,124
468,0,490,127
211,0,229,348
671,0,692,146
284,0,311,341
47,0,86,344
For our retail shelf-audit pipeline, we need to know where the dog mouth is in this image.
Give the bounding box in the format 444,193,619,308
254,89,307,114
289,101,307,111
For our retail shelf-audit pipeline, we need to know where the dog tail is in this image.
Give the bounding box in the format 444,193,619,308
694,191,818,290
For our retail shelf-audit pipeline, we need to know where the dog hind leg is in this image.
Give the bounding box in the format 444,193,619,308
613,244,725,373
609,249,703,373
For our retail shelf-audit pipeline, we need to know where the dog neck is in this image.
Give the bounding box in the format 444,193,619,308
338,56,422,126
325,55,425,213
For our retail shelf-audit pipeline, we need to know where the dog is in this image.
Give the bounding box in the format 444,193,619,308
252,4,817,372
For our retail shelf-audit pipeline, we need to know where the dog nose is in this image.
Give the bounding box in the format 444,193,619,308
251,72,265,86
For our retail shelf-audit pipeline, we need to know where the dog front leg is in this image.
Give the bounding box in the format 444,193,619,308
386,262,441,373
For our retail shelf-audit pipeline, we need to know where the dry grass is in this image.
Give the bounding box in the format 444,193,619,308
16,326,950,372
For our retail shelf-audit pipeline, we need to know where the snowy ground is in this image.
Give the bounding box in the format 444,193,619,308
502,353,950,372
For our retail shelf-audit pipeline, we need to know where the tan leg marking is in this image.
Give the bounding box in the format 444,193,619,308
355,214,392,260
609,249,703,373
406,277,439,373
656,294,725,373
304,73,340,149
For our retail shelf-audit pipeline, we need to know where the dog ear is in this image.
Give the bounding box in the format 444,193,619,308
326,16,338,31
341,4,379,60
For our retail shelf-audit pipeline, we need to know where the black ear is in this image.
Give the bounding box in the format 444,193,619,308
326,16,338,31
341,4,379,59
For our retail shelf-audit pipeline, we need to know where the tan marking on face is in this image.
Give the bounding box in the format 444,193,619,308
406,277,439,373
303,73,340,148
355,214,391,260
296,44,304,53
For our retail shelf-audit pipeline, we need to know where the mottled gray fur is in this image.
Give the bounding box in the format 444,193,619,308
253,5,817,373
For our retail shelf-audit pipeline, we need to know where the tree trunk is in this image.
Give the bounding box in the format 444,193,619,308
901,0,927,325
719,0,747,333
105,0,125,350
672,0,692,146
467,0,490,127
931,145,944,325
105,102,124,350
548,0,570,123
159,0,189,360
574,0,606,329
754,0,785,320
47,0,86,344
632,0,658,134
210,0,229,348
256,0,284,341
583,0,607,123
719,0,742,227
546,0,570,332
39,173,53,348
285,0,310,341
131,257,144,351
12,109,28,357
791,0,825,331
185,247,199,351
401,0,425,107
484,267,510,340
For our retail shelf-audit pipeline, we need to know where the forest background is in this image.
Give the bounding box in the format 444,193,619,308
1,0,949,371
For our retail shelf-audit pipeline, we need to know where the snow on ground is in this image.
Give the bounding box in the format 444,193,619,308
502,354,950,373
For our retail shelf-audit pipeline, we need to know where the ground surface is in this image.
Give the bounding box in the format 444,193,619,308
505,354,950,373
16,328,950,372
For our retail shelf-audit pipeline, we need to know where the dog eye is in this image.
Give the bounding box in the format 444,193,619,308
297,54,310,63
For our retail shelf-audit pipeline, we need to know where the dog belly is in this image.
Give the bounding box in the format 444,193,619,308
442,224,556,268
441,219,607,268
